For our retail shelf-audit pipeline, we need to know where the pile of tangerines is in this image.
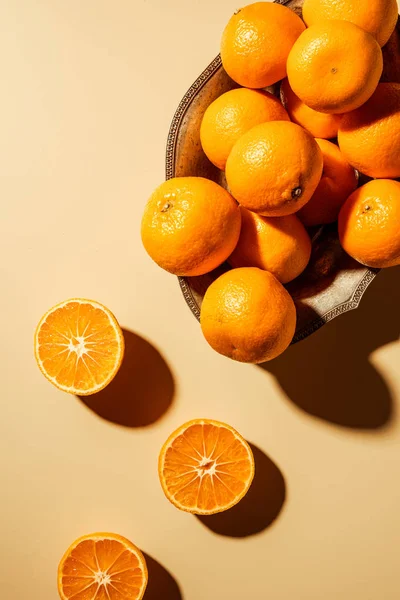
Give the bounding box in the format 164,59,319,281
141,0,400,365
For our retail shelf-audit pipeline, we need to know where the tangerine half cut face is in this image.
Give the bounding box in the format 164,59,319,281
158,419,255,515
34,298,124,395
57,533,148,600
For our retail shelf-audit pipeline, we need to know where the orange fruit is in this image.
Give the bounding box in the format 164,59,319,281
338,179,400,269
158,419,255,515
141,177,241,276
34,299,124,396
57,532,148,600
302,0,398,47
287,21,383,114
298,139,358,227
200,267,296,363
338,83,400,179
229,207,311,284
200,88,289,171
225,121,323,217
220,2,305,88
280,78,342,139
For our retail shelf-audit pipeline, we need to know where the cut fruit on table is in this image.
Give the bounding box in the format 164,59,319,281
158,419,255,515
34,298,124,396
57,532,148,600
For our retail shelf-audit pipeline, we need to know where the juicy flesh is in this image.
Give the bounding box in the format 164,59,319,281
60,538,145,600
37,302,120,392
162,423,253,512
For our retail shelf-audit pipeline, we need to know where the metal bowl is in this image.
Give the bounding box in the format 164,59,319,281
165,0,400,343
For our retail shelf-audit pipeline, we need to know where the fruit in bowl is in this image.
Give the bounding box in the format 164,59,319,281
142,0,400,364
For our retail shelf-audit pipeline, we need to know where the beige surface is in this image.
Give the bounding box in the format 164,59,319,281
1,1,400,598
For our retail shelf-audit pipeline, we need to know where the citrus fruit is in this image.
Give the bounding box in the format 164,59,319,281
220,2,305,88
34,299,124,396
229,207,311,284
338,179,400,269
338,83,400,178
225,121,323,217
158,419,255,515
57,532,148,600
141,177,241,276
280,78,342,139
200,267,296,363
200,88,289,171
302,0,398,47
287,20,383,114
298,139,358,227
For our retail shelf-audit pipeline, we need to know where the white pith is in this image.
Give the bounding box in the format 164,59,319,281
35,298,123,394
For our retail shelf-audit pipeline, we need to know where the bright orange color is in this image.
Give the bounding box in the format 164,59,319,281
57,532,148,600
229,207,311,283
225,121,323,217
158,419,255,515
287,21,383,114
338,179,400,269
280,79,342,139
302,0,398,47
338,83,400,178
200,267,296,363
220,2,305,88
141,177,241,276
298,139,358,227
200,88,289,170
34,299,124,396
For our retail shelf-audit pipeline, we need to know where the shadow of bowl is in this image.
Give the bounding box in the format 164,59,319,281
143,553,183,600
196,443,286,538
259,266,399,430
78,329,175,427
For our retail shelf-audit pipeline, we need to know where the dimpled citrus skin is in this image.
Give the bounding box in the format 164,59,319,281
200,88,289,171
229,207,311,284
287,21,383,114
141,177,241,276
338,83,400,179
200,267,296,364
220,2,305,88
298,139,358,227
338,180,400,268
225,121,323,217
280,79,342,140
302,0,398,47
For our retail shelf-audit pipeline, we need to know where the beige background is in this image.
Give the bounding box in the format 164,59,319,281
1,1,400,598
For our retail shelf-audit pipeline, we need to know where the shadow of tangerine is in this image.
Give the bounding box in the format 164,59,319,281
143,553,183,600
196,443,286,538
78,329,175,427
259,266,399,429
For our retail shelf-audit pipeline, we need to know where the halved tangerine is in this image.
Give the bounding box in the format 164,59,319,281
34,298,124,396
57,532,148,600
158,419,255,515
